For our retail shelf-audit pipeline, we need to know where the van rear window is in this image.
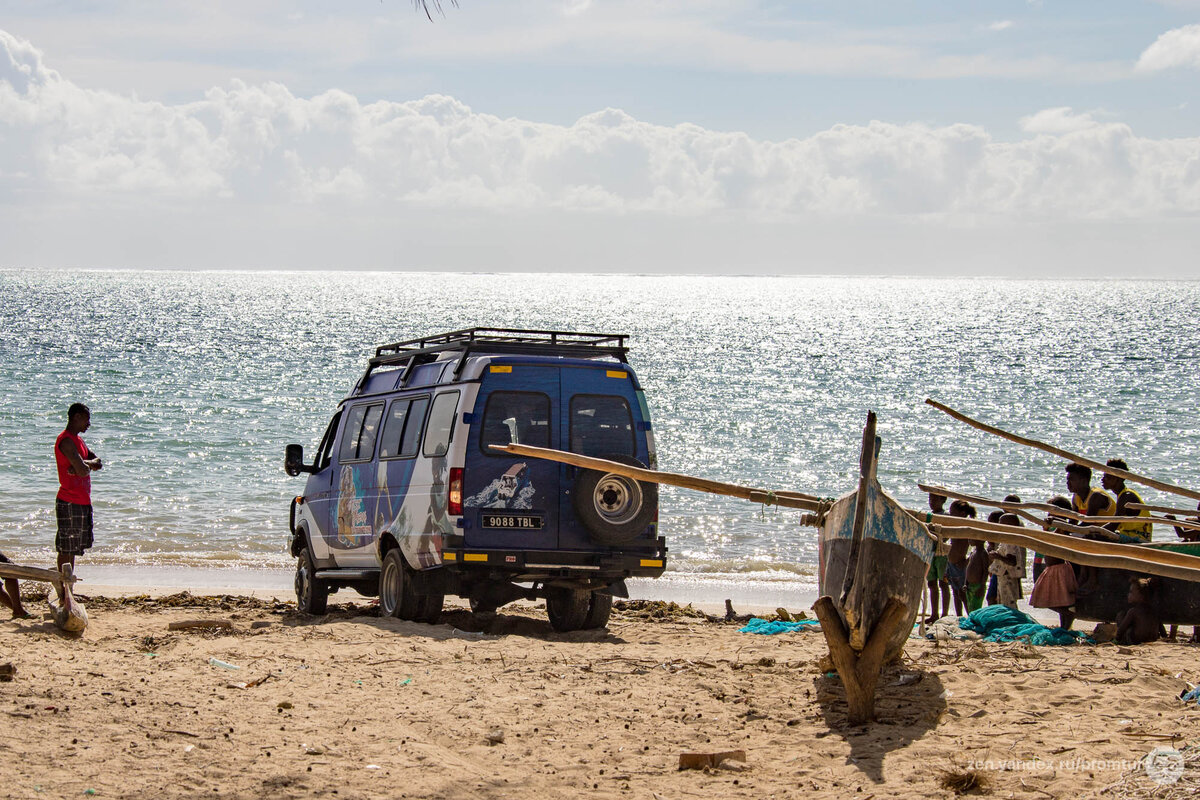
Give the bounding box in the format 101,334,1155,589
570,395,634,458
339,403,384,462
480,392,550,455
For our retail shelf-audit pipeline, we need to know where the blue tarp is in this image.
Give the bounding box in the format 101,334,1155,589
739,617,821,635
958,605,1089,646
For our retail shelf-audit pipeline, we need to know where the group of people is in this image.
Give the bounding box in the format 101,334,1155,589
925,459,1181,645
0,403,100,619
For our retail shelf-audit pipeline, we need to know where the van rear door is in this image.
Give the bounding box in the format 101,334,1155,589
462,366,561,549
558,365,649,550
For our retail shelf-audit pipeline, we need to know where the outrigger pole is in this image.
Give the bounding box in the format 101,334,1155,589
491,443,1200,583
925,399,1200,504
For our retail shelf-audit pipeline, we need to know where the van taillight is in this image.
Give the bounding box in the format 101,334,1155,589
448,468,464,515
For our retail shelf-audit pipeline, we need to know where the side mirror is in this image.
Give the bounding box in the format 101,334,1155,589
284,444,312,477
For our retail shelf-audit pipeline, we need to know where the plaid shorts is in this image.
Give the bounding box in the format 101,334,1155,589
55,499,94,556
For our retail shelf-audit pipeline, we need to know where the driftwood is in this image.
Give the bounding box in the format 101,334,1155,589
812,596,909,725
925,399,1200,503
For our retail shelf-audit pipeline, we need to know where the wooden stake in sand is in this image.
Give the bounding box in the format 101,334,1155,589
0,562,88,632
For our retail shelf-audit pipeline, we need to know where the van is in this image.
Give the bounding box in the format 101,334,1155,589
284,328,666,631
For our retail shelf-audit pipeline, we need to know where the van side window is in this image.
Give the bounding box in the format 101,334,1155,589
401,396,430,456
570,395,634,458
379,398,428,459
480,392,550,456
338,403,384,462
422,392,460,457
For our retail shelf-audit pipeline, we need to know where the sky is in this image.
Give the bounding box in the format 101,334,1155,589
2,1,1199,276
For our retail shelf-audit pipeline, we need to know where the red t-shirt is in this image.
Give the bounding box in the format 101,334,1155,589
55,430,91,505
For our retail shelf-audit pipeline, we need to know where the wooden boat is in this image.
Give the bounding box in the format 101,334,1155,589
817,418,938,662
812,412,938,723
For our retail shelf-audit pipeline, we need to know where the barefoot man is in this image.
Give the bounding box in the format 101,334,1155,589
55,403,101,578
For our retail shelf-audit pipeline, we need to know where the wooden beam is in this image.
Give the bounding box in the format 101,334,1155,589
490,443,827,514
931,521,1200,582
925,399,1200,503
919,482,1200,535
0,564,75,586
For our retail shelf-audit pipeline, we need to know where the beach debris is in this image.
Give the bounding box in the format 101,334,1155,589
894,673,921,687
485,727,505,745
724,600,751,623
937,766,990,794
250,621,273,630
278,701,294,710
303,744,325,756
207,657,241,670
775,607,793,622
678,750,747,771
168,619,233,631
0,663,14,682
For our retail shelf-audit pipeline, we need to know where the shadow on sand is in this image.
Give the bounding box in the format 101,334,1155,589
287,604,628,644
814,662,946,783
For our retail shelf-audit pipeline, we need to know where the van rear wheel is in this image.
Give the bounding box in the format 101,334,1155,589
573,454,658,546
380,549,422,621
546,587,590,632
295,546,329,615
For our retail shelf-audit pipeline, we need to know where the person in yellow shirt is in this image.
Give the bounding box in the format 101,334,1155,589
1066,463,1116,518
1101,458,1153,542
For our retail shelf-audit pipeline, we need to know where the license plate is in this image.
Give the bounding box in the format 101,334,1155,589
481,513,544,530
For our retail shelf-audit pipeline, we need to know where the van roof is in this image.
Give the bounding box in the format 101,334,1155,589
353,328,630,396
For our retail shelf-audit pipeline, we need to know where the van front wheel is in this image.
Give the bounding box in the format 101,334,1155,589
380,549,422,620
295,546,329,615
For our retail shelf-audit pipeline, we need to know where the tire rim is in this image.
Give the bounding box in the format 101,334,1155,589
593,474,642,525
381,559,399,616
295,562,310,605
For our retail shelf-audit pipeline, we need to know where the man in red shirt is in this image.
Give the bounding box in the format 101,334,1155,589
55,403,102,572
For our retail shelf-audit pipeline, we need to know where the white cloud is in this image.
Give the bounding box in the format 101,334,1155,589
987,20,1015,32
1137,24,1200,71
4,30,1200,231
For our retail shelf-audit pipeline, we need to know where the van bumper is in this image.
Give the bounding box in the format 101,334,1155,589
440,545,667,580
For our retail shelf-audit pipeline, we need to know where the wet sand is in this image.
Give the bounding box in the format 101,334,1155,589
1,590,1198,799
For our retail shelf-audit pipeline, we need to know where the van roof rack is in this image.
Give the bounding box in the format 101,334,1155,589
356,328,630,393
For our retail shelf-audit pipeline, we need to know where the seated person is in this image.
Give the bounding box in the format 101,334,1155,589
1117,578,1165,645
0,551,29,620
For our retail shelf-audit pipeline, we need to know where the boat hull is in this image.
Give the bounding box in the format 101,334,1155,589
1073,542,1200,625
818,480,937,661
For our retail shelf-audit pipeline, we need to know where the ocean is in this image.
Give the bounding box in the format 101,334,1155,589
1,269,1198,605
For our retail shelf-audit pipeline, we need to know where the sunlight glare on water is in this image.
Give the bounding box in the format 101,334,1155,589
0,270,1197,593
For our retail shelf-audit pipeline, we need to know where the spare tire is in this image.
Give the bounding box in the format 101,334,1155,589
572,453,657,546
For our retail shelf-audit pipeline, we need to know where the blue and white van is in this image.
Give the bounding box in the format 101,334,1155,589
284,328,666,631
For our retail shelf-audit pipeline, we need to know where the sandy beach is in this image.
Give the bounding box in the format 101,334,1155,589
2,588,1198,800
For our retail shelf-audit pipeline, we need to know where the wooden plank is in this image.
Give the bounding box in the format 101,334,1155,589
925,399,1200,503
490,443,826,514
1131,502,1200,516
